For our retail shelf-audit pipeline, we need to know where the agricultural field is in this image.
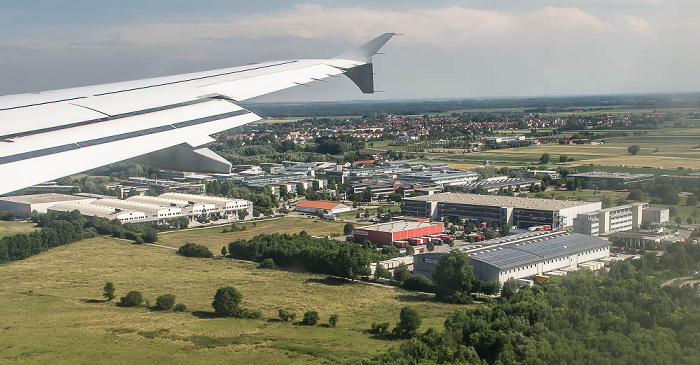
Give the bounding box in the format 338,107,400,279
429,127,700,170
0,220,38,238
0,237,463,364
157,217,348,253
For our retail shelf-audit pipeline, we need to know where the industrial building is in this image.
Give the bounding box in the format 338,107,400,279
568,171,653,190
413,231,610,284
126,195,216,219
352,221,444,246
573,203,646,236
0,193,96,215
49,201,146,222
294,200,351,215
398,170,479,187
401,192,601,228
458,177,541,194
158,192,252,219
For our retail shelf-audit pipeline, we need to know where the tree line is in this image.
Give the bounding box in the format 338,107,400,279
227,232,388,280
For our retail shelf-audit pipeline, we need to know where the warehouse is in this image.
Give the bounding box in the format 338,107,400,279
158,192,253,218
49,201,147,222
352,221,444,246
413,231,610,284
401,192,600,228
126,195,216,220
568,171,653,190
0,193,96,215
294,199,351,214
93,199,182,224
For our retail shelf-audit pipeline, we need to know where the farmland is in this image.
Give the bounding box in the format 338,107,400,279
0,237,463,364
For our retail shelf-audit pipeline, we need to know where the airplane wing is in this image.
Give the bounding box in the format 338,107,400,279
0,33,395,195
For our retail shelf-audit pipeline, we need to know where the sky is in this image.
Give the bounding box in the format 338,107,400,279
1,1,699,102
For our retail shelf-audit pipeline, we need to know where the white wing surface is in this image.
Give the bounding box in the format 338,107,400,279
0,33,395,195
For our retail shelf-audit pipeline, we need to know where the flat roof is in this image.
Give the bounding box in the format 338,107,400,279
50,201,139,218
569,171,653,179
461,231,609,270
295,200,345,210
358,221,442,233
404,192,598,210
0,193,87,205
459,177,541,189
158,192,248,205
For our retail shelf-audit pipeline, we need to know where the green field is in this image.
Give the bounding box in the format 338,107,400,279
157,217,349,253
426,128,700,170
0,237,464,364
0,220,38,238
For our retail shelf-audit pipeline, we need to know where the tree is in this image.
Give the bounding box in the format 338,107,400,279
405,245,415,255
559,155,569,163
278,309,296,322
296,183,306,196
221,246,228,257
329,314,339,327
212,286,243,317
258,258,275,268
628,145,641,155
374,263,392,280
177,243,213,258
393,264,411,283
675,216,682,224
481,281,502,295
120,290,143,307
432,250,476,303
401,274,434,292
539,153,550,164
687,195,698,206
687,217,694,224
501,278,519,299
393,306,422,338
302,310,319,326
499,224,510,237
102,282,116,301
343,222,355,236
238,210,249,221
155,294,176,310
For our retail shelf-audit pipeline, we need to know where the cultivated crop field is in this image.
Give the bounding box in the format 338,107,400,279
0,237,463,364
431,128,700,169
157,217,348,253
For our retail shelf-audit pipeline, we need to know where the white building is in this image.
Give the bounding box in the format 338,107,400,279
126,195,215,220
96,199,182,224
158,192,253,219
0,193,96,215
49,201,147,222
573,203,646,236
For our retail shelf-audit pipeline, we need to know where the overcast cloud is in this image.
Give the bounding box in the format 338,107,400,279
1,1,698,101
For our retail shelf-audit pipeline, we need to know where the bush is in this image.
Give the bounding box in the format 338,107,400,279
120,290,143,307
393,306,422,338
177,243,213,258
102,282,116,301
329,314,339,327
258,258,275,269
278,309,296,322
212,286,243,317
240,308,262,319
401,274,434,293
173,303,187,312
155,294,176,310
370,321,390,335
393,264,411,283
302,310,319,326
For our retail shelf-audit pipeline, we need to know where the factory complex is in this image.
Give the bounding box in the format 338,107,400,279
414,231,612,284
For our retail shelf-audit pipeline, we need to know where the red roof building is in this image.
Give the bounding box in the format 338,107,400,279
294,200,351,214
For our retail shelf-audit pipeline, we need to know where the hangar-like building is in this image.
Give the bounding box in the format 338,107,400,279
352,221,444,246
413,231,610,284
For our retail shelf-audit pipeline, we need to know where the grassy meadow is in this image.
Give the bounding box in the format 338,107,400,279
0,237,464,364
0,220,38,238
157,217,348,253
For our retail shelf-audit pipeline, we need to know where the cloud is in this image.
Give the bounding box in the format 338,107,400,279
10,4,651,50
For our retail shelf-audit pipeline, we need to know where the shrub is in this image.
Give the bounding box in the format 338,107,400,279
120,290,143,307
212,286,243,317
177,243,213,258
155,294,176,310
401,274,434,293
393,264,411,283
102,282,116,301
258,258,275,269
393,306,422,338
302,310,319,326
370,321,390,335
240,308,262,319
328,314,339,327
278,309,296,322
173,303,187,312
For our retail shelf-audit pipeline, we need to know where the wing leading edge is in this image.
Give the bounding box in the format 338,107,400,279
0,33,395,195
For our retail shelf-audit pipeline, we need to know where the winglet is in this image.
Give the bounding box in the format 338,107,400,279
333,33,395,64
333,33,395,93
